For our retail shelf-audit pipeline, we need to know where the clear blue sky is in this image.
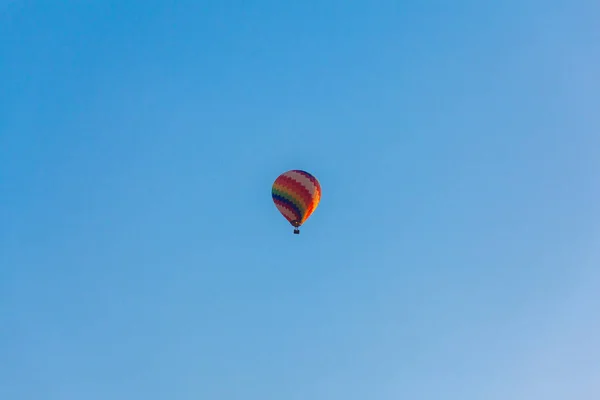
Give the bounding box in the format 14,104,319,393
2,1,599,399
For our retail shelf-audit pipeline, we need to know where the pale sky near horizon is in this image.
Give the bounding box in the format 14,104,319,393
2,1,600,399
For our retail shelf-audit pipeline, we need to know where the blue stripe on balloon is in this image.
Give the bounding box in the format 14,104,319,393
272,193,302,221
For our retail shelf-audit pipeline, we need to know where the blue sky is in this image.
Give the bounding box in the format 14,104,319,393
1,1,599,399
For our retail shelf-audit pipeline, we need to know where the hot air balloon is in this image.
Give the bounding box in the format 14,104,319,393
272,169,321,234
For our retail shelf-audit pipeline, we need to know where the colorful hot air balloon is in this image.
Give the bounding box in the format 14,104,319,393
272,170,321,234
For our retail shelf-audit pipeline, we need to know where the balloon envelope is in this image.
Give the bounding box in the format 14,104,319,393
272,170,321,228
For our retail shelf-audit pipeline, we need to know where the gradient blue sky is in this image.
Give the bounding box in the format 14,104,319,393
2,1,600,399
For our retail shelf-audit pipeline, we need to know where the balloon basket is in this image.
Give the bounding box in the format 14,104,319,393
293,229,300,234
